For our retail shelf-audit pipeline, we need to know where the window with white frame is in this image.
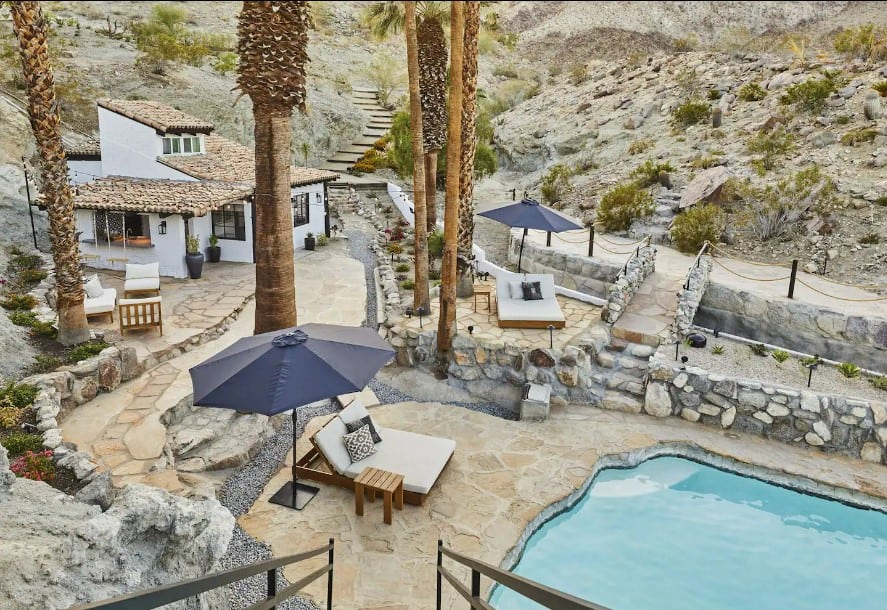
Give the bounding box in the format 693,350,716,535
291,193,309,227
211,204,246,241
161,135,202,155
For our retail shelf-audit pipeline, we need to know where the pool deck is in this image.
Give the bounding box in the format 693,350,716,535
239,401,887,610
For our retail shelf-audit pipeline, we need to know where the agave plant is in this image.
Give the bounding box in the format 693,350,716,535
837,362,861,379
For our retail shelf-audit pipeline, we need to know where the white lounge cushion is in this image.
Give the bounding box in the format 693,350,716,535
125,262,159,280
508,281,524,300
338,400,369,425
497,296,565,323
124,276,160,292
84,288,117,315
342,427,455,494
313,415,351,475
84,275,103,299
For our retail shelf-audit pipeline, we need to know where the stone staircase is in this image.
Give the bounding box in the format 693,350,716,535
590,335,655,414
610,270,682,347
321,87,394,176
630,189,681,245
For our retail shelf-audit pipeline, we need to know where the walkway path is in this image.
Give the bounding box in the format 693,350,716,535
320,87,393,176
611,271,682,345
63,231,368,491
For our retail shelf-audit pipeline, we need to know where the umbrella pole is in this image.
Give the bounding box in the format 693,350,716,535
270,408,319,510
292,409,298,508
518,228,527,273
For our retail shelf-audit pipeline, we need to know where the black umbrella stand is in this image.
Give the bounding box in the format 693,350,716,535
269,409,320,510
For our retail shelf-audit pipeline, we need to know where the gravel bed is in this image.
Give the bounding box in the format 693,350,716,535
344,222,377,329
368,378,518,420
664,331,887,403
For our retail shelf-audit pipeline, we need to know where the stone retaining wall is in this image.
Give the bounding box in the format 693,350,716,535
602,245,656,324
696,282,887,373
645,354,887,465
671,256,712,342
507,234,622,299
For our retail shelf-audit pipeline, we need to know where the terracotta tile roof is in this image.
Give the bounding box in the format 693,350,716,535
64,139,101,160
72,176,253,217
159,134,339,187
97,99,215,134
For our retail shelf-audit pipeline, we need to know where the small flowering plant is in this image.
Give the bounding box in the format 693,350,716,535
10,449,55,483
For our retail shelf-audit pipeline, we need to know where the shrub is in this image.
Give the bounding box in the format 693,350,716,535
427,229,444,260
630,159,675,186
8,310,38,326
746,127,795,174
800,355,823,368
870,376,887,391
749,343,768,356
540,164,573,206
399,280,415,290
0,406,24,429
212,51,237,75
352,159,376,174
690,155,723,170
386,111,413,178
596,182,654,232
833,24,887,63
16,268,47,287
780,75,839,113
628,139,654,155
840,128,878,146
0,381,38,409
10,449,55,483
859,232,880,245
709,128,726,140
474,142,498,178
837,362,861,378
771,349,791,364
27,354,63,375
8,253,42,272
878,196,887,207
712,344,725,355
673,35,698,52
428,268,441,281
737,82,767,101
389,226,405,241
29,320,58,340
568,64,588,85
373,135,390,151
0,432,43,457
367,50,403,108
1,293,37,311
386,242,403,256
671,99,710,129
485,79,540,116
873,81,887,97
670,204,725,254
707,88,722,101
394,263,410,273
66,340,110,364
131,4,232,74
315,234,328,247
835,114,851,125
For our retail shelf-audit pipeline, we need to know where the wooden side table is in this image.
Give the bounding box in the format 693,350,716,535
354,466,404,525
473,284,493,312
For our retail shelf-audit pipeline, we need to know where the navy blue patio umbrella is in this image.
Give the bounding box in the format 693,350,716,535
189,323,394,510
478,199,583,272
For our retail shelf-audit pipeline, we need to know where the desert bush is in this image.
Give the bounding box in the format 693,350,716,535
783,33,810,66
27,354,63,375
399,280,415,290
628,139,654,155
707,89,722,101
838,362,861,378
674,68,701,97
771,349,791,364
835,114,851,125
737,82,767,102
780,75,840,113
690,154,723,170
0,294,37,311
29,320,57,340
212,51,237,75
833,24,887,63
673,35,698,52
131,4,232,74
7,310,37,326
712,344,726,355
540,164,573,206
870,376,887,391
394,263,410,273
1,433,44,458
873,81,887,97
492,65,519,79
367,50,403,108
66,340,110,364
671,99,711,129
568,64,588,85
840,128,878,146
746,127,796,174
596,182,654,232
10,449,55,483
16,268,47,287
749,343,769,357
486,79,540,116
630,159,675,186
474,142,498,178
386,111,413,178
0,406,24,429
670,204,725,253
859,232,880,245
7,253,42,272
427,229,444,260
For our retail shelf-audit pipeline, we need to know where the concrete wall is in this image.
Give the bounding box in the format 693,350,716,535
97,108,195,180
696,283,887,373
291,182,327,248
190,204,254,264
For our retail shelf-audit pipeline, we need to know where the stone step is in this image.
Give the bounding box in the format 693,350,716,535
654,205,675,217
368,121,393,129
320,161,355,172
351,86,378,93
351,91,378,99
353,136,381,147
341,145,373,154
600,391,643,414
370,113,394,121
355,103,389,112
327,152,363,164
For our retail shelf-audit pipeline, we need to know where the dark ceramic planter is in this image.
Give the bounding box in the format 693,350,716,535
186,252,204,279
207,246,221,263
304,236,316,251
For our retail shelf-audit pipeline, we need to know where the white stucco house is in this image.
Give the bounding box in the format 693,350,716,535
67,99,338,278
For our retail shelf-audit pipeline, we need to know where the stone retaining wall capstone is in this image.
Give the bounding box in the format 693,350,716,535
645,353,887,465
602,244,656,324
670,256,712,342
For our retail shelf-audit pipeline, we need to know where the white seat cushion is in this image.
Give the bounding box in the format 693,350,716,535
497,297,565,323
338,400,369,425
125,262,159,280
342,427,455,494
124,277,160,292
84,288,117,315
312,416,351,475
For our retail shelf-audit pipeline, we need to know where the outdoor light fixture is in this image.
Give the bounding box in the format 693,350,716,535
404,307,413,318
806,355,820,388
158,220,167,235
713,328,720,338
548,324,555,349
416,306,426,328
675,341,681,361
467,325,474,335
680,355,689,370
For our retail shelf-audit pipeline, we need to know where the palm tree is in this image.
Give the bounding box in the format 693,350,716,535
404,1,430,311
456,1,480,298
10,1,90,346
363,2,448,231
237,1,310,334
436,1,464,355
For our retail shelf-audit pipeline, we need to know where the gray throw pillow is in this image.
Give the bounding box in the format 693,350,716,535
521,281,543,301
342,424,376,463
345,415,383,444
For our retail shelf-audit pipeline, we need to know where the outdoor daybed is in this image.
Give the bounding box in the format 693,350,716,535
495,272,565,329
295,401,455,505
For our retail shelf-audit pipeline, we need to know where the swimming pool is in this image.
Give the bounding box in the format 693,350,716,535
491,456,887,610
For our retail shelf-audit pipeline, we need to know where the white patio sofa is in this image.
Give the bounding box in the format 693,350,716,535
298,401,455,505
123,262,160,298
495,272,565,329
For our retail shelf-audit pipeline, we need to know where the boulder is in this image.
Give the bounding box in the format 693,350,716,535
679,166,732,209
0,445,15,490
644,383,673,417
75,471,117,511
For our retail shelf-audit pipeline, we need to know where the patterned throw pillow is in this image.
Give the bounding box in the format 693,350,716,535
342,424,376,463
521,281,543,301
344,415,383,444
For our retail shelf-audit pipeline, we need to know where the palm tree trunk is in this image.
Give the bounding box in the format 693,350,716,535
405,1,429,310
253,107,297,333
437,1,464,355
10,1,90,346
423,151,437,231
456,1,480,298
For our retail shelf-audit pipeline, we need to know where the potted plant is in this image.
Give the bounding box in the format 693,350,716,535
304,232,316,251
207,234,221,263
185,234,204,279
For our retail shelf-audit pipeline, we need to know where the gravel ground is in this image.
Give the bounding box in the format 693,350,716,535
664,331,887,404
344,221,377,329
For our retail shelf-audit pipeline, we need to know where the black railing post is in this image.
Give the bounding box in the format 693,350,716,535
436,540,443,610
788,259,799,299
267,568,277,610
471,568,481,609
326,538,334,610
546,231,551,247
587,226,594,257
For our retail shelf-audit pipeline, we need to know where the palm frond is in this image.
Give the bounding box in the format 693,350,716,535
361,2,405,39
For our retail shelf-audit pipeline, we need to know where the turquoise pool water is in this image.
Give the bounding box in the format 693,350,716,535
490,456,887,610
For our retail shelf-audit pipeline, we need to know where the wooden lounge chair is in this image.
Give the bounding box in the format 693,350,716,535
118,296,162,335
295,401,455,506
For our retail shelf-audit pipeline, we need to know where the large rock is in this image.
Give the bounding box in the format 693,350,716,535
0,480,233,609
0,445,16,490
644,383,673,417
679,166,732,209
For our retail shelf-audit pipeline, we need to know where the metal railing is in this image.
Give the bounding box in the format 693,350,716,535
71,539,335,610
683,240,710,290
436,540,611,610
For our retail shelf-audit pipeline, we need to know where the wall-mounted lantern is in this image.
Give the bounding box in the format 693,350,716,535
158,220,167,235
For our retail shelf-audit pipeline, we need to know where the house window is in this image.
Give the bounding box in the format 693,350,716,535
161,136,201,155
211,204,246,241
92,211,152,247
291,193,309,227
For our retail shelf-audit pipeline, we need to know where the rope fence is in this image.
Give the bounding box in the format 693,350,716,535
706,243,794,268
709,256,792,282
795,278,887,302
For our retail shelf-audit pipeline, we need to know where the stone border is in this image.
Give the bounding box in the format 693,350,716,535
601,243,655,324
500,441,887,575
670,255,712,342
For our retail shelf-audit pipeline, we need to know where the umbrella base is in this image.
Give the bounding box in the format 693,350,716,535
269,481,320,510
